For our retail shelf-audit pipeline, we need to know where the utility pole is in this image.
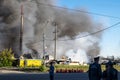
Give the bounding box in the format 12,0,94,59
54,23,57,60
43,32,45,59
20,4,24,54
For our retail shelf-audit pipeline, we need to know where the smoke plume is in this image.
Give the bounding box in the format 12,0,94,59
0,0,103,62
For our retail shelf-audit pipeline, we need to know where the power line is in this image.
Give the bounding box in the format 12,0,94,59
58,21,120,41
35,21,120,44
40,21,120,41
26,21,120,48
31,21,120,44
34,1,120,19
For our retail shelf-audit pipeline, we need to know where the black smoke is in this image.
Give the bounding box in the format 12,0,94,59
0,0,103,59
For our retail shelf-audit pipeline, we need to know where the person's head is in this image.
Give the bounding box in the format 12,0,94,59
94,56,99,63
106,61,113,68
50,62,54,66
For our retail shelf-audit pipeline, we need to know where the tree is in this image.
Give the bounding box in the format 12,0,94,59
0,48,14,67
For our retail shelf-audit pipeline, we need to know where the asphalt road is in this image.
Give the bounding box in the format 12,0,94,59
0,72,120,80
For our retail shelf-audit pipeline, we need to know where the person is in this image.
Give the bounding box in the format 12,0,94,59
88,56,102,80
102,61,118,80
49,62,55,80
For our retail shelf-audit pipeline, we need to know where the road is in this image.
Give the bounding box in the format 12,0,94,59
0,73,87,80
0,72,120,80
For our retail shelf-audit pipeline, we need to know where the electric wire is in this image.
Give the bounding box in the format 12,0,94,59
33,1,120,19
31,21,120,46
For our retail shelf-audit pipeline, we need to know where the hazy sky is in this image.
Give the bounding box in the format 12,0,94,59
56,0,120,57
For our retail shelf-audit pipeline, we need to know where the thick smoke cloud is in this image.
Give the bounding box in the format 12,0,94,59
0,0,20,57
0,0,103,60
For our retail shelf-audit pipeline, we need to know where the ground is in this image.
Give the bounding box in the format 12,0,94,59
0,70,120,80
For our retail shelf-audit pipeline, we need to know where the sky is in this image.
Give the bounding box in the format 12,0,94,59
56,0,120,57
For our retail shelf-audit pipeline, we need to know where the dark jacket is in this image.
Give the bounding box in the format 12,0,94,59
49,65,54,76
102,67,118,80
88,62,102,80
